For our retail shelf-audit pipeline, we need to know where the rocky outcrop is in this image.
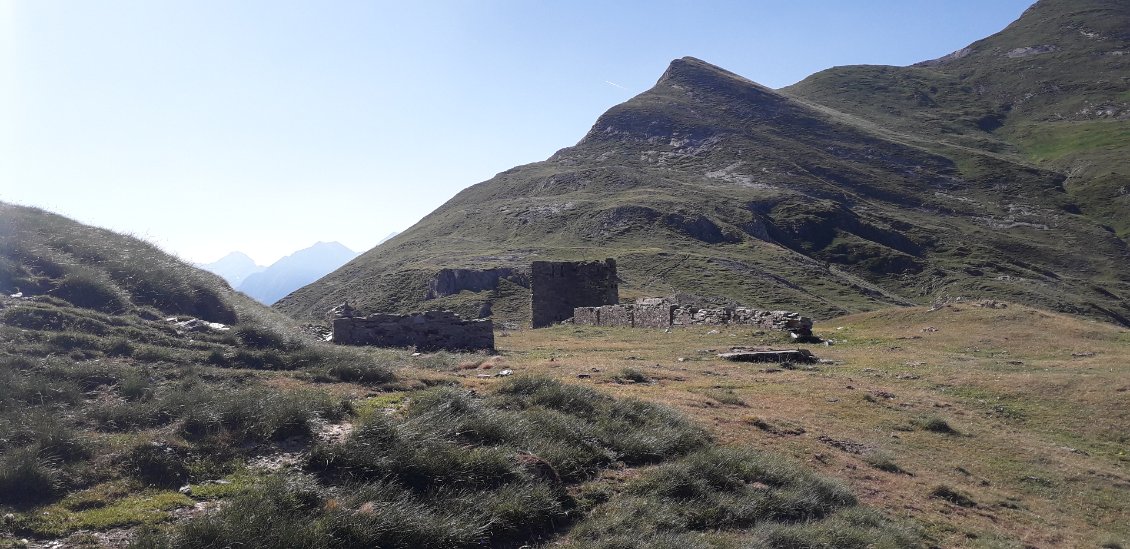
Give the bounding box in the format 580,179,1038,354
426,268,528,300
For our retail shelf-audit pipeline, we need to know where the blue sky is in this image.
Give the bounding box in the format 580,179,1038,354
1,0,1034,265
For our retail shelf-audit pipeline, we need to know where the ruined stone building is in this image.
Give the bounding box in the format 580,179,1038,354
329,257,809,350
529,259,619,328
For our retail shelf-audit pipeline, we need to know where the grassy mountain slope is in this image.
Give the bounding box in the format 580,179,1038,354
1,204,244,324
786,0,1130,237
279,49,1130,326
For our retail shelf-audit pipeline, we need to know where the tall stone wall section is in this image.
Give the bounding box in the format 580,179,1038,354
332,309,494,352
574,303,812,335
530,259,619,328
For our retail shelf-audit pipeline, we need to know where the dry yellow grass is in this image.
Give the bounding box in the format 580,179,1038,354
412,301,1130,547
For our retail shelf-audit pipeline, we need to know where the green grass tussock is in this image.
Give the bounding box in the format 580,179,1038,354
565,446,915,548
124,441,191,488
131,377,906,548
929,485,977,508
750,507,923,549
912,415,960,435
140,474,567,549
310,378,708,490
0,447,64,506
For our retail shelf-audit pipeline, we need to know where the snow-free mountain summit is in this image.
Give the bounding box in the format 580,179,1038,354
277,0,1129,327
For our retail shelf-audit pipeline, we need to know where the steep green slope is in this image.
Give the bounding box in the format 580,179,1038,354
0,201,388,376
3,202,252,326
786,0,1130,237
278,53,1130,326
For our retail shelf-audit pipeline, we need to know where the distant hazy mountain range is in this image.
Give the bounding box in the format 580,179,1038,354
200,251,264,287
201,242,359,305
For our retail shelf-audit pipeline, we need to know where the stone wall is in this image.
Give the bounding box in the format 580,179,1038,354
572,306,601,326
332,309,494,352
574,301,813,335
530,259,619,328
634,303,674,328
599,304,633,327
730,308,811,333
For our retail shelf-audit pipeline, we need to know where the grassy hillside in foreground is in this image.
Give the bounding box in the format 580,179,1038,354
0,203,915,547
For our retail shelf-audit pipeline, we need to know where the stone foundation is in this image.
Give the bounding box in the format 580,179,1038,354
332,308,493,352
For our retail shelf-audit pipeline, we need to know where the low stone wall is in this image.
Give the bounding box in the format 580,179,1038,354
573,306,601,326
634,303,674,328
574,302,812,335
599,304,634,327
673,306,731,326
332,309,494,352
729,308,812,333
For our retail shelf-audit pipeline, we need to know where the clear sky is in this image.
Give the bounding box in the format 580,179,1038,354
1,0,1035,265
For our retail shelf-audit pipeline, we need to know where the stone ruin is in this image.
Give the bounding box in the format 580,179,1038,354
573,297,814,337
330,304,494,352
530,259,619,328
525,259,813,336
327,256,810,349
326,258,617,349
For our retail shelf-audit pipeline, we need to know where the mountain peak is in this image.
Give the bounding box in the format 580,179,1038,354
659,56,722,78
307,241,354,253
569,56,792,150
199,251,264,287
213,251,257,264
657,56,771,93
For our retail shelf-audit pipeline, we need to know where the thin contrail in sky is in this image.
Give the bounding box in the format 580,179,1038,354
604,80,626,90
